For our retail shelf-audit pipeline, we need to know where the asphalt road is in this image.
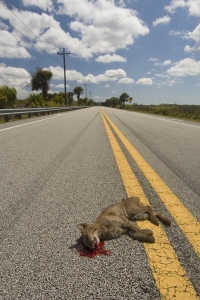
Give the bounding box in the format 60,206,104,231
0,107,200,300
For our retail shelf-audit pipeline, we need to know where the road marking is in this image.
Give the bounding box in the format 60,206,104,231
123,110,200,129
0,110,78,132
100,109,198,300
0,115,59,132
102,110,200,258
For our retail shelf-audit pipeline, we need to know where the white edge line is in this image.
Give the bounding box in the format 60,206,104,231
0,110,78,132
124,110,200,129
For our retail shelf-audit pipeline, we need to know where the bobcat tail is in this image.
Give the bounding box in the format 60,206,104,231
156,213,171,226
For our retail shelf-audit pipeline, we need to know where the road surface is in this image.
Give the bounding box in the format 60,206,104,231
0,107,200,299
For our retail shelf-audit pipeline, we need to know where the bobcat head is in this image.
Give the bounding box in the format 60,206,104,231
77,223,99,249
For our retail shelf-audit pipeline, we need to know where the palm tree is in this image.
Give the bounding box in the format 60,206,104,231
73,86,84,105
119,92,129,107
67,92,74,106
31,68,53,103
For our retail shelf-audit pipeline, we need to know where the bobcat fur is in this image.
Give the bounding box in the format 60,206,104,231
78,196,171,249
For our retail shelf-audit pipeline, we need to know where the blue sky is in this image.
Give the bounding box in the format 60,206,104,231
1,0,200,104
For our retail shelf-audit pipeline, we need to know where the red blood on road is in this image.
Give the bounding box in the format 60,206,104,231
76,241,111,258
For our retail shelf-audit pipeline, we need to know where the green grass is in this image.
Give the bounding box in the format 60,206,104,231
122,104,200,121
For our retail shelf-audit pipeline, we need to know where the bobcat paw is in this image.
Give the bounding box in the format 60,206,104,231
142,229,153,236
147,236,155,243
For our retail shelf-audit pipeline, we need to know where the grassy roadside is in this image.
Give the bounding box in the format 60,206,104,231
122,104,200,122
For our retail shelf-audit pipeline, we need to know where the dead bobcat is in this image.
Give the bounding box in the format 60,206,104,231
78,196,171,249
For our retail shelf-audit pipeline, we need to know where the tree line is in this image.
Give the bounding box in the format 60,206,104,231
101,93,133,108
0,68,95,109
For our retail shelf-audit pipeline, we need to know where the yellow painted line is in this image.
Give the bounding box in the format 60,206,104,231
101,109,200,259
100,109,198,300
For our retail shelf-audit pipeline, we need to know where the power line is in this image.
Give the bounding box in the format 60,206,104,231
57,48,70,105
2,2,88,94
35,0,45,10
19,0,86,76
67,55,85,77
6,4,62,65
9,0,86,76
0,16,61,66
24,0,68,49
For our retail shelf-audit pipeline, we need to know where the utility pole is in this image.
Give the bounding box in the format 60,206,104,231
83,83,89,99
57,48,70,106
89,91,92,99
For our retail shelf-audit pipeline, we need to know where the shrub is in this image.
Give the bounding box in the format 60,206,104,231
25,93,45,108
0,85,17,108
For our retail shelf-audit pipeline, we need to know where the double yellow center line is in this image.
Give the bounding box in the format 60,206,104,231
100,109,199,300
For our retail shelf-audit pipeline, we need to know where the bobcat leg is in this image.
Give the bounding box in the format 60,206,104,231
126,220,153,236
126,221,153,236
143,207,171,226
155,212,171,225
128,229,155,243
133,208,159,225
125,220,155,243
134,212,149,221
147,212,159,226
145,207,160,226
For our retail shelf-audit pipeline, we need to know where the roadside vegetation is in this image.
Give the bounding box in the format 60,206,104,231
122,103,200,121
0,68,95,110
0,85,17,109
102,95,200,122
0,68,95,123
1,72,199,123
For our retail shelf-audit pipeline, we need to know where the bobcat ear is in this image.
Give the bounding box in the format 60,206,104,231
77,223,88,231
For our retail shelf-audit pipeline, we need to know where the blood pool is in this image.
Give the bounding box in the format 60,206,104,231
76,241,111,258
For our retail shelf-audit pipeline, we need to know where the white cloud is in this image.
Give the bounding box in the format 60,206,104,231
165,0,200,16
0,21,9,30
165,0,187,13
167,58,200,76
45,66,84,81
155,74,166,78
0,2,61,58
0,9,32,59
104,84,110,88
184,45,200,52
154,60,172,66
0,2,87,59
188,0,200,16
0,0,149,60
77,69,126,84
0,63,31,99
0,63,31,86
117,77,134,84
55,84,70,88
22,0,54,12
46,66,127,85
93,95,104,100
57,0,149,57
185,24,200,43
95,54,127,63
169,24,200,53
104,69,126,78
183,24,200,53
169,30,185,36
157,78,177,86
0,30,31,58
136,78,153,85
152,15,171,26
148,58,159,62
